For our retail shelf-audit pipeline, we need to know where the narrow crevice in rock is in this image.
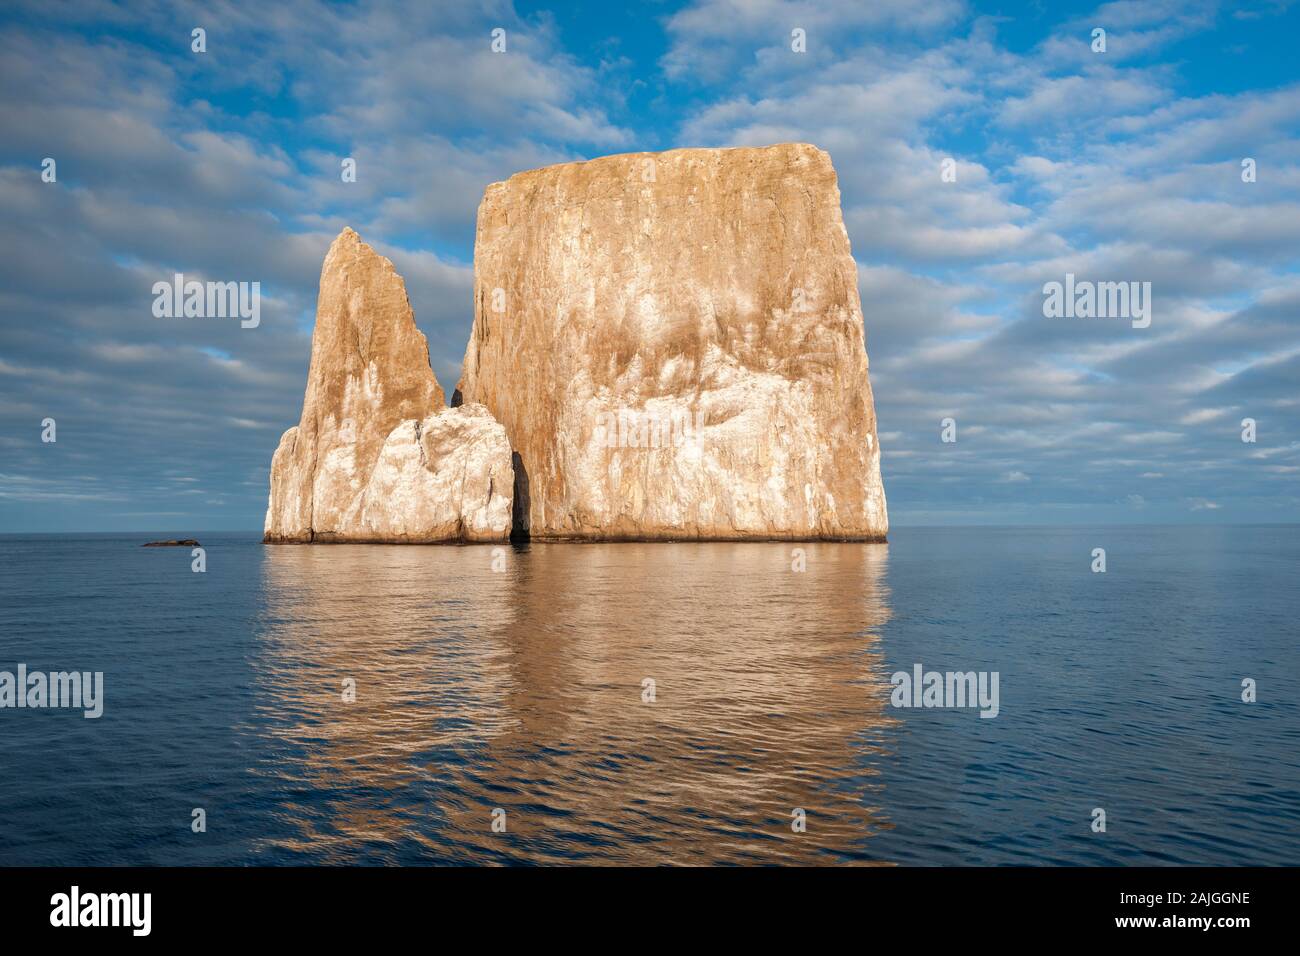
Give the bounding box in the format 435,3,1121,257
510,451,530,543
450,388,463,408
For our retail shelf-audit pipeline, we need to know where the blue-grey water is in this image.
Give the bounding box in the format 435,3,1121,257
0,526,1295,866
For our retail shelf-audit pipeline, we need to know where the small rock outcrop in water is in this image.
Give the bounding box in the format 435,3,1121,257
264,228,513,543
142,539,200,547
458,143,888,540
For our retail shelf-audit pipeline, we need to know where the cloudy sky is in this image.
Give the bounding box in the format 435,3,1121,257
1,0,1297,532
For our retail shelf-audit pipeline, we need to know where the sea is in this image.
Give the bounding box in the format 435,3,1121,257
0,525,1296,865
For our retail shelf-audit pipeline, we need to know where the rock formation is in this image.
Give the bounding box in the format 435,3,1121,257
457,143,887,540
264,228,512,543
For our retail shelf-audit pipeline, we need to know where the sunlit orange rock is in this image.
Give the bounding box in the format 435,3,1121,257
264,228,512,543
457,144,887,540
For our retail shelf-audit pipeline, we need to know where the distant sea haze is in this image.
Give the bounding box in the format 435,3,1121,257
0,525,1295,865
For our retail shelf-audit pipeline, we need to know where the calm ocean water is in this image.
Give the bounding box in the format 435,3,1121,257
0,526,1295,866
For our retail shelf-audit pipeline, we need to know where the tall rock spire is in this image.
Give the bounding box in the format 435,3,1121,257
264,228,512,542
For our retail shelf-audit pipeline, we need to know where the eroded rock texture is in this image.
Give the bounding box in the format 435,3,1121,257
264,228,512,543
457,143,888,540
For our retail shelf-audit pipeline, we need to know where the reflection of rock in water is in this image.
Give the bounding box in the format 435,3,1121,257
254,542,894,864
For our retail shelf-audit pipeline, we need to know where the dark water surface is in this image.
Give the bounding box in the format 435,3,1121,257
0,526,1296,865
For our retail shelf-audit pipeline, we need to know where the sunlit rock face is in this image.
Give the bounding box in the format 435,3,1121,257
457,143,888,540
265,228,512,543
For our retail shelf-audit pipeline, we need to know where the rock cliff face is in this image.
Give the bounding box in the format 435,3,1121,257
457,143,887,540
264,228,512,543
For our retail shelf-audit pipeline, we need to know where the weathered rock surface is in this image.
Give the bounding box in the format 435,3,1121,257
264,228,513,543
457,143,887,540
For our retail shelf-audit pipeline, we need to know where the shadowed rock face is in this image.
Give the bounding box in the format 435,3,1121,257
457,143,888,540
264,228,512,543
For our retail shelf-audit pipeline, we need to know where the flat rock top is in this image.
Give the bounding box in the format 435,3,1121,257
486,142,831,190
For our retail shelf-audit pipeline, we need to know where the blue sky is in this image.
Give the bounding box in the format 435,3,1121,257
1,0,1297,532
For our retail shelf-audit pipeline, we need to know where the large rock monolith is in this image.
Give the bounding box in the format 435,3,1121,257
457,144,888,540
